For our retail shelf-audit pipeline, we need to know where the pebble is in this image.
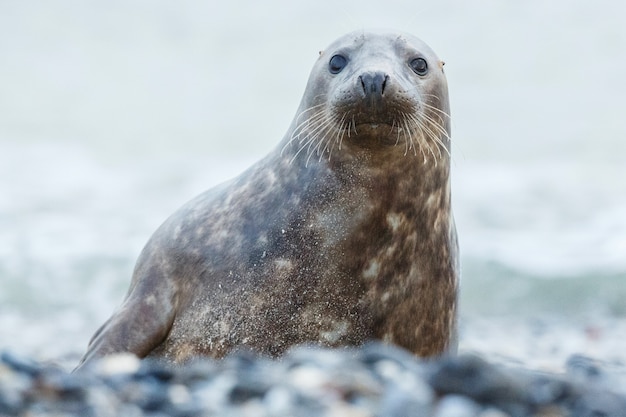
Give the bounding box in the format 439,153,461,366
1,343,625,417
433,395,481,417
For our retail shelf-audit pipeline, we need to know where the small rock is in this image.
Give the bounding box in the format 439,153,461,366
570,390,626,417
1,351,42,376
97,353,141,376
526,374,576,406
434,395,481,417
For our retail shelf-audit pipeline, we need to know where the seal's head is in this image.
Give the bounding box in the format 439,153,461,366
288,30,450,162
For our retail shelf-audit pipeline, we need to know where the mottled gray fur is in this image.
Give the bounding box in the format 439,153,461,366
76,30,459,370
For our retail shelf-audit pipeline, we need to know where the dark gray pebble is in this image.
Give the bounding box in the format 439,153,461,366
566,354,603,383
1,350,42,376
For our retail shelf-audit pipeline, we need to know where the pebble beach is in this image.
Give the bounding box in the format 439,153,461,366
1,1,626,415
3,341,626,417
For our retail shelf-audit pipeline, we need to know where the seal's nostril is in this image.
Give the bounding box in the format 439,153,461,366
381,75,389,95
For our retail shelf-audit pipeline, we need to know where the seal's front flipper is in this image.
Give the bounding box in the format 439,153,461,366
74,279,176,372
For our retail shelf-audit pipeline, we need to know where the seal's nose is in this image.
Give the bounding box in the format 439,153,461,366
359,71,389,99
359,71,389,106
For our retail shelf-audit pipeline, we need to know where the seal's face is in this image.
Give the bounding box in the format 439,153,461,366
291,31,450,161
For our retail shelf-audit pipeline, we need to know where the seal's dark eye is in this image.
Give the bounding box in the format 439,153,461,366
329,55,347,74
410,58,428,76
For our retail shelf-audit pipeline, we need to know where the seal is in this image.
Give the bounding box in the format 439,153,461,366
76,29,459,370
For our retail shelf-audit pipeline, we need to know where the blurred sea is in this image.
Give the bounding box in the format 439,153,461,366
1,0,625,363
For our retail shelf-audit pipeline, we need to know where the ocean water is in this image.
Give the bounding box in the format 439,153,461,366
1,0,625,363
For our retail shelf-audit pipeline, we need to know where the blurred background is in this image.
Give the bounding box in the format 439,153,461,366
1,0,625,366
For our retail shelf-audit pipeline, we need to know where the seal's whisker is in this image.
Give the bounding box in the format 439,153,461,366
325,134,335,161
327,112,348,160
407,116,420,158
326,112,347,158
420,108,451,140
424,125,449,160
338,115,348,150
320,122,339,163
291,107,329,140
334,112,348,144
304,136,322,166
414,118,436,163
312,113,336,152
300,110,334,145
401,113,420,158
291,114,332,165
291,122,323,158
416,118,440,165
422,93,442,102
312,115,337,160
291,136,317,165
422,93,450,111
394,118,402,146
400,114,409,156
299,110,345,165
409,113,440,154
283,107,330,157
405,112,433,162
414,109,449,145
421,101,452,124
410,113,443,165
294,110,329,143
293,102,328,127
319,118,337,158
419,112,452,159
304,114,337,166
290,116,324,147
